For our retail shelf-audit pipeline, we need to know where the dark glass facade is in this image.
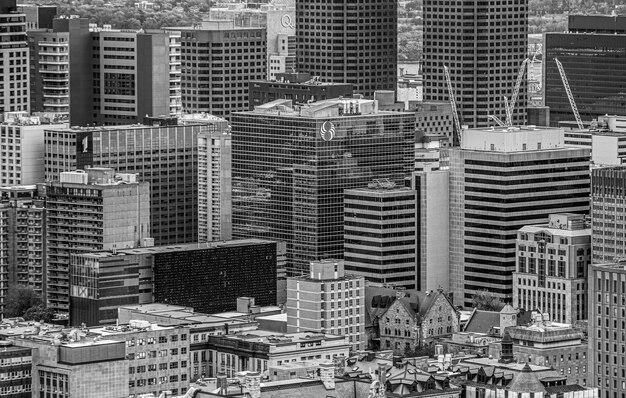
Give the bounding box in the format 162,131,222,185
545,33,626,126
231,107,414,275
153,242,277,313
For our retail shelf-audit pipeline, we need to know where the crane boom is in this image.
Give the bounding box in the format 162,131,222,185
554,58,584,129
503,96,512,128
506,58,529,126
443,65,462,144
489,114,506,127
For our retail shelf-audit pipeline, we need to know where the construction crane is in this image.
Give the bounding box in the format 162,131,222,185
503,96,512,128
528,46,542,90
488,114,506,127
443,65,463,144
505,58,529,126
554,58,584,129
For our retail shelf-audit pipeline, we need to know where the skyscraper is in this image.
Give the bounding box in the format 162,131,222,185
344,183,417,290
422,0,528,128
231,98,414,275
295,0,397,98
174,21,266,119
591,166,626,264
0,0,29,115
545,15,626,126
449,126,590,307
43,168,151,316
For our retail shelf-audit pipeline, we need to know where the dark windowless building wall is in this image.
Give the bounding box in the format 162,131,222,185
423,0,528,128
449,127,590,308
231,99,414,276
545,15,626,126
295,0,397,98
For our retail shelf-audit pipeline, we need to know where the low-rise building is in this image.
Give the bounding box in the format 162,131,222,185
202,331,350,378
0,341,32,398
490,313,588,386
89,320,190,397
378,289,459,355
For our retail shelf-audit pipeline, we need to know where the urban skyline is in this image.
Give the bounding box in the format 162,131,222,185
0,0,624,396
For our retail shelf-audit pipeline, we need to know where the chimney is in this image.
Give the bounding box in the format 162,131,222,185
244,372,261,398
434,344,444,356
319,363,335,390
395,287,407,300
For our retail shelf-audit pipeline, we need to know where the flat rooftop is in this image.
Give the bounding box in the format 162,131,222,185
76,239,277,259
215,331,346,345
518,224,590,238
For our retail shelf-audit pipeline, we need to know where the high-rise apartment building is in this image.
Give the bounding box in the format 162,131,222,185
513,213,591,324
449,126,590,307
545,15,626,126
28,16,92,126
0,186,46,316
588,262,626,397
44,122,227,245
422,0,528,128
286,259,365,352
591,166,626,264
43,168,151,316
231,98,414,275
91,27,181,125
0,118,67,186
174,21,266,119
344,183,417,290
295,0,396,98
0,0,29,115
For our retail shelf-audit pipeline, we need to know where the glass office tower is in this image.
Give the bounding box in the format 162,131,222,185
231,99,414,275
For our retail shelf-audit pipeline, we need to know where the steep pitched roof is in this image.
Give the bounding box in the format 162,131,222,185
463,309,500,334
506,363,546,393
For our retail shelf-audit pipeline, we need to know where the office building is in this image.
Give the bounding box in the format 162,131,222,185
70,239,278,326
513,214,590,324
91,27,181,125
588,262,626,396
174,21,266,119
344,182,417,290
17,4,56,29
422,0,528,128
44,168,151,316
545,15,626,126
296,0,396,98
89,320,190,397
0,117,67,186
286,259,366,352
414,101,454,145
248,72,353,110
231,98,414,275
28,16,92,126
591,166,626,263
9,330,128,398
44,122,226,245
449,126,590,307
410,169,450,292
0,0,29,115
0,186,46,313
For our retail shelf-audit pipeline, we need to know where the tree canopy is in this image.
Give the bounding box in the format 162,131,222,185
4,286,43,319
471,290,506,312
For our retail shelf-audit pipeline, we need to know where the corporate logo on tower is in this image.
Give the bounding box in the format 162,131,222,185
320,120,336,141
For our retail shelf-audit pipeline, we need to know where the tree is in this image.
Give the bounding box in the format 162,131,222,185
471,290,505,311
4,286,42,318
23,305,55,323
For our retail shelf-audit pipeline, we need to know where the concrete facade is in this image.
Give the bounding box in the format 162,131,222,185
591,167,626,264
449,126,590,307
286,260,365,352
0,0,29,115
514,214,590,324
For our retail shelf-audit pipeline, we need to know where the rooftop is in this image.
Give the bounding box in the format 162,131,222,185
518,224,590,238
89,320,176,335
243,98,408,118
74,239,277,259
212,331,346,345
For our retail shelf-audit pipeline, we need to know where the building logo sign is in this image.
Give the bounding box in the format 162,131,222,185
320,121,336,141
281,14,295,29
